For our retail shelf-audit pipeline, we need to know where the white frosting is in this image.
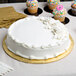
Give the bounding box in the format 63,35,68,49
6,16,71,59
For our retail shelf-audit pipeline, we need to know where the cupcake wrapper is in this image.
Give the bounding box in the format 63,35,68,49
28,7,38,9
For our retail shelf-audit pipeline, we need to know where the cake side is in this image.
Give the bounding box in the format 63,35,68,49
6,16,71,59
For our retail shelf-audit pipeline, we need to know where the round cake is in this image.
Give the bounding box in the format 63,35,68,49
6,16,71,60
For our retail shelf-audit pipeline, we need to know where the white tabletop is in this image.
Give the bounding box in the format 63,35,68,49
0,2,76,76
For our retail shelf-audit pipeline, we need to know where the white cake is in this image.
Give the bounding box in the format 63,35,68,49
6,16,71,59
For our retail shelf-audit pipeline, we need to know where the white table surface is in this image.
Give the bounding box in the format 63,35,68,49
0,2,76,76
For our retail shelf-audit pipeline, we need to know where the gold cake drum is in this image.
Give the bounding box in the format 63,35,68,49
3,35,74,64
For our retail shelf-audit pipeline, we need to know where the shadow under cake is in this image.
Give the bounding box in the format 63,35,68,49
24,8,43,16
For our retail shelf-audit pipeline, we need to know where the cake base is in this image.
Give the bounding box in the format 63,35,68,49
2,35,74,64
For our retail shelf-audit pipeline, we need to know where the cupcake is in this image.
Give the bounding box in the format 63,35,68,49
71,1,76,15
47,0,60,10
26,0,38,14
53,5,66,22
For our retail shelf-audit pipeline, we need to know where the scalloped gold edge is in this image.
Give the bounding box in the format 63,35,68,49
2,35,74,64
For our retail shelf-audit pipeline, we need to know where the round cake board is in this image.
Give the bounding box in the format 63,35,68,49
2,35,74,64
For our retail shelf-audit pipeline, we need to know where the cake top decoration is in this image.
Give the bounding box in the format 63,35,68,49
47,0,60,5
53,5,66,15
26,0,38,8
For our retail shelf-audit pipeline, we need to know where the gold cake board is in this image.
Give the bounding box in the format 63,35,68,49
3,35,74,64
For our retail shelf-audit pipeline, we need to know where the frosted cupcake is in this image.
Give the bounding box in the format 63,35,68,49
71,1,76,15
26,0,38,14
47,0,60,10
53,5,66,22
